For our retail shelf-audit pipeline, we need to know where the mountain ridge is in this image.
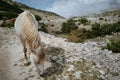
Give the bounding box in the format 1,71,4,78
0,0,64,20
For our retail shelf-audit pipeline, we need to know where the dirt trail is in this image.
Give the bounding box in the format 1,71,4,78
0,27,43,80
0,27,14,80
0,27,63,80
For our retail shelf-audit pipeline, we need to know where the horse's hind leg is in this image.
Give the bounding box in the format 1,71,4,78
20,37,31,66
31,54,45,77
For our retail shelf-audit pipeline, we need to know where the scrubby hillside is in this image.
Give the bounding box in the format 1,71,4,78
12,0,64,20
0,0,22,20
0,0,64,31
1,0,63,20
57,9,120,43
0,0,120,80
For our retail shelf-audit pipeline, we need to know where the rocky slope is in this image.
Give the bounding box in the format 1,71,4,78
0,1,120,80
0,27,120,80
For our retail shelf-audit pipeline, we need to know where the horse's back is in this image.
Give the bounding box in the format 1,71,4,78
14,11,38,36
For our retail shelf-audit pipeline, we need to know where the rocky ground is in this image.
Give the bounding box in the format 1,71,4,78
0,27,120,80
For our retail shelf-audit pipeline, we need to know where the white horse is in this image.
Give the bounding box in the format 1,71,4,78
14,11,45,76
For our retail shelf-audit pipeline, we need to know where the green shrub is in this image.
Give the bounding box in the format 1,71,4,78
104,19,107,21
102,37,120,53
90,23,101,37
0,0,22,13
63,21,120,43
78,18,90,25
99,17,104,20
35,15,42,21
61,19,78,33
1,19,15,28
38,22,48,33
51,24,54,27
0,11,18,20
86,22,120,38
79,18,88,23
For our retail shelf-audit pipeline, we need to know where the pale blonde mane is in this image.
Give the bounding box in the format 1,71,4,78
22,11,41,51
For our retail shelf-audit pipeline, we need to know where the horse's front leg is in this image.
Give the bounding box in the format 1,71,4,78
20,37,31,66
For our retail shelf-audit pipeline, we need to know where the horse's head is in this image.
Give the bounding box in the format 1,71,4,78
32,47,46,76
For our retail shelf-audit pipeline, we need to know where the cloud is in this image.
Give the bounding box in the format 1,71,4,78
14,0,55,9
45,0,120,18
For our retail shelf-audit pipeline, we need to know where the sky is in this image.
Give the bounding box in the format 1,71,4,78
14,0,120,18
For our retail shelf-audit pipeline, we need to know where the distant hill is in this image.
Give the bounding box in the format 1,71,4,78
0,0,65,31
0,0,64,20
0,0,119,36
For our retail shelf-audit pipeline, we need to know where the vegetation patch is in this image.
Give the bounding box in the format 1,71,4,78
99,17,104,20
0,11,18,20
0,0,22,13
0,0,23,20
61,19,78,33
61,21,120,42
88,22,120,38
38,22,48,33
1,18,15,28
35,15,42,21
102,36,120,53
78,17,90,26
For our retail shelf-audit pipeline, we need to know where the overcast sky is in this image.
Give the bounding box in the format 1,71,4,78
14,0,120,18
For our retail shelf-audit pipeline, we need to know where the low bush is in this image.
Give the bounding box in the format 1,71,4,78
61,19,78,33
1,18,15,28
35,15,42,21
86,22,120,38
102,37,120,53
0,0,22,13
99,17,104,20
78,18,90,25
64,21,120,43
104,19,107,21
0,11,18,20
38,22,48,33
51,24,54,27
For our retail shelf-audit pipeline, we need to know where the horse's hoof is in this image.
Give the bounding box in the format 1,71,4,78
24,61,31,66
39,71,47,77
40,74,44,77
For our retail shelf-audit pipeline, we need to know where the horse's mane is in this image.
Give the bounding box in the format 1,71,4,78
22,11,41,50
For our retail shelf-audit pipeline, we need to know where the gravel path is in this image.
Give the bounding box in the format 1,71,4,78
0,27,120,80
0,27,44,80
